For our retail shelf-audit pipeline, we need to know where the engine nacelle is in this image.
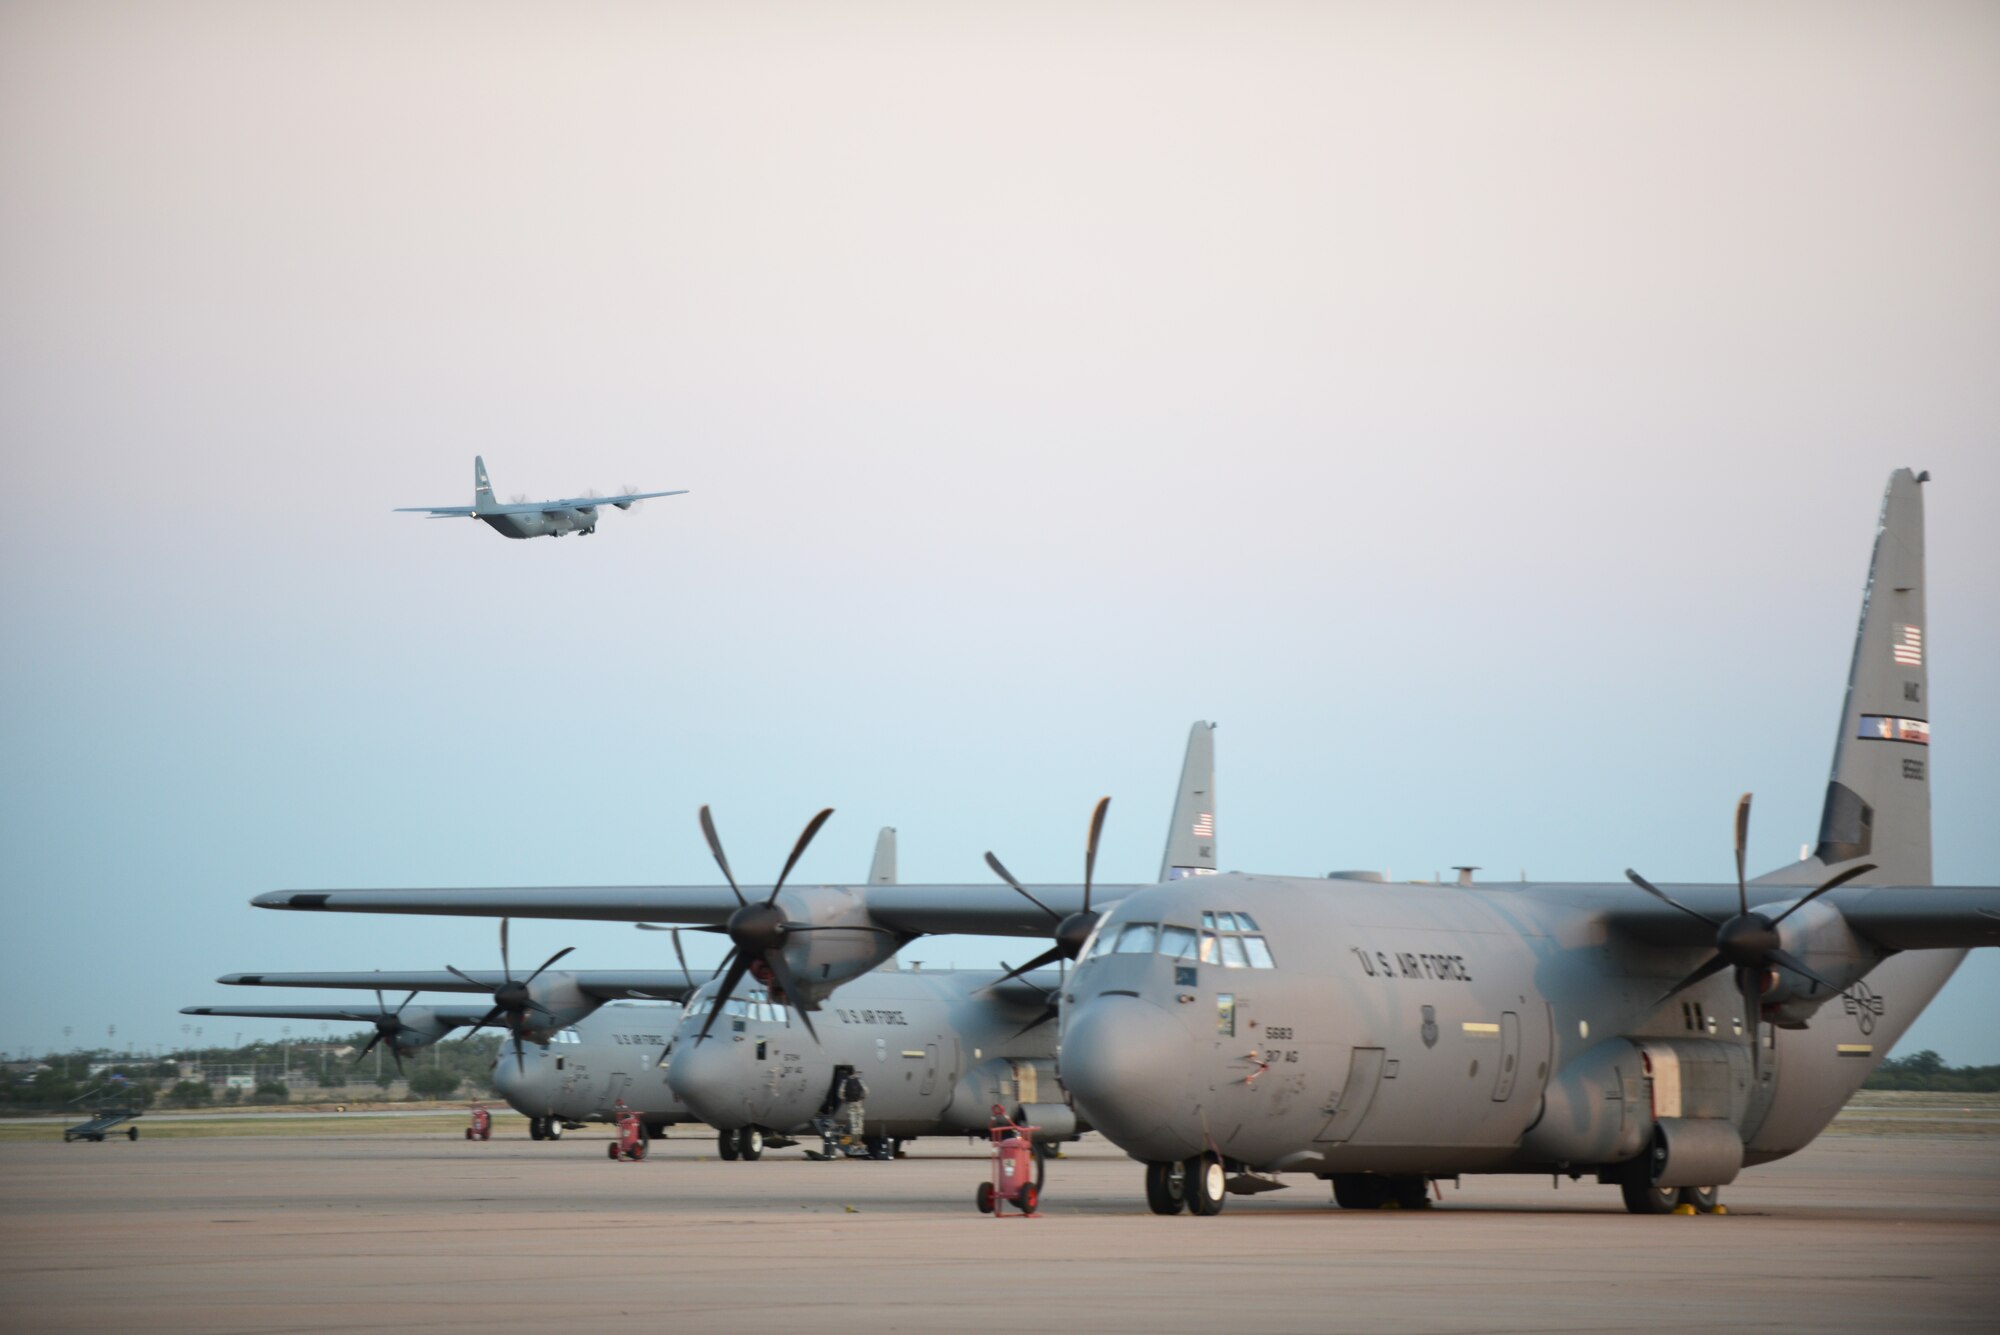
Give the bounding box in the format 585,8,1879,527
774,887,912,1006
1761,899,1886,1026
1517,1039,1650,1169
944,1056,1075,1139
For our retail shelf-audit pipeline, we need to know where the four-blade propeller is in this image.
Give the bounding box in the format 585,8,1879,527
447,918,575,1074
1625,793,1874,1081
982,796,1112,1033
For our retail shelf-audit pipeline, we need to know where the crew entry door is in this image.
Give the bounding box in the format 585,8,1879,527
1315,1047,1386,1143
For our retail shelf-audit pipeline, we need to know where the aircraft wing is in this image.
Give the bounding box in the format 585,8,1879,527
218,969,718,1001
530,490,688,512
393,505,477,516
1596,882,2000,951
180,1003,496,1024
250,882,1147,937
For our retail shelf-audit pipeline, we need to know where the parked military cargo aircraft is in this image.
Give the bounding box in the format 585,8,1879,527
397,456,686,539
664,966,1080,1163
254,470,1996,1214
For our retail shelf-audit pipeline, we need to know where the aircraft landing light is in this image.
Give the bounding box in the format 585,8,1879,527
1837,1044,1874,1058
1461,1022,1501,1036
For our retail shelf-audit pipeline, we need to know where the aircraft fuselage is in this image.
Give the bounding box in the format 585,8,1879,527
1058,873,1962,1180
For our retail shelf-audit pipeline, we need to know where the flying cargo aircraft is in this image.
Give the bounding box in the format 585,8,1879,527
253,470,1996,1215
396,456,687,539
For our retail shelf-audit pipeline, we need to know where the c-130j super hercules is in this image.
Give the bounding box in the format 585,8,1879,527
258,469,1996,1215
397,456,687,539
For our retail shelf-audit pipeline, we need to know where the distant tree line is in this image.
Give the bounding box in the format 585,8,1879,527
1861,1050,2000,1092
2,1030,504,1113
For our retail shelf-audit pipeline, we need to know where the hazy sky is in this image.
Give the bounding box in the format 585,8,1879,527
3,2,1996,1063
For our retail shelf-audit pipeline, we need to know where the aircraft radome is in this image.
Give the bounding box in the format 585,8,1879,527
254,470,1996,1215
396,455,687,539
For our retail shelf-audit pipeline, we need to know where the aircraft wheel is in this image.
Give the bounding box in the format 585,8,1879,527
737,1127,764,1161
891,1138,908,1159
1680,1185,1721,1213
976,1181,995,1214
1619,1175,1681,1215
630,1140,647,1161
1032,1141,1047,1190
717,1129,739,1160
1019,1183,1040,1215
546,1120,562,1141
1185,1152,1228,1216
1391,1176,1432,1209
607,1142,620,1160
1145,1160,1187,1215
128,1127,139,1141
864,1135,891,1160
464,1128,474,1141
527,1117,543,1141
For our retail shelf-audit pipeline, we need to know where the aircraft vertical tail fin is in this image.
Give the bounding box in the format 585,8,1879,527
1759,469,1931,887
1159,721,1217,881
869,828,897,886
473,456,495,512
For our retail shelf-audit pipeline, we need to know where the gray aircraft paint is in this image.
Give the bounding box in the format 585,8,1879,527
253,719,1221,1006
1159,721,1218,881
179,1001,495,1060
248,472,1996,1209
665,967,1075,1144
396,456,688,540
1054,468,1989,1198
490,1002,698,1132
211,968,715,1046
869,827,897,886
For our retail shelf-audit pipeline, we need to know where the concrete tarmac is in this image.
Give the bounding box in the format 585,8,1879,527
3,1129,1995,1333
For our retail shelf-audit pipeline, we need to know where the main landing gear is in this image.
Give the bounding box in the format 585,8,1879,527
527,1116,564,1141
1330,1174,1433,1210
1620,1178,1723,1215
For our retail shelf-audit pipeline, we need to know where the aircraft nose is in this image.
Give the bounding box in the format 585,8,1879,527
490,1045,551,1113
665,1039,748,1128
1060,994,1202,1161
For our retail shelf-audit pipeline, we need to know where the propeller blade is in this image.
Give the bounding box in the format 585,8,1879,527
1624,870,1722,928
670,928,695,991
1010,1005,1060,1039
1767,948,1846,997
693,955,753,1045
762,950,819,1043
1769,862,1879,927
373,987,387,1016
521,998,558,1020
500,917,513,983
444,964,487,990
1083,796,1110,913
987,945,1067,989
699,805,746,906
513,1031,527,1075
522,945,575,987
461,1005,504,1045
1652,952,1730,1010
394,990,418,1017
355,1032,382,1064
1733,793,1752,919
1741,966,1763,1085
389,1045,405,1076
984,852,1059,921
767,807,834,906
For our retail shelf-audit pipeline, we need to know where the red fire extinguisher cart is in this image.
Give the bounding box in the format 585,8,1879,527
607,1102,647,1161
464,1103,492,1141
976,1105,1041,1217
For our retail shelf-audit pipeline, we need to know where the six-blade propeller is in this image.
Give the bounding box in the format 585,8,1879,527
447,917,575,1074
982,796,1112,1033
1625,793,1875,1081
349,986,421,1074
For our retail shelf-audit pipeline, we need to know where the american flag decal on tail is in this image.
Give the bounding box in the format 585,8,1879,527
1892,623,1923,667
1192,813,1214,839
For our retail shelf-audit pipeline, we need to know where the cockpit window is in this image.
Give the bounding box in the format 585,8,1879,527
1241,935,1275,969
1112,923,1159,954
1159,924,1199,959
684,991,789,1022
